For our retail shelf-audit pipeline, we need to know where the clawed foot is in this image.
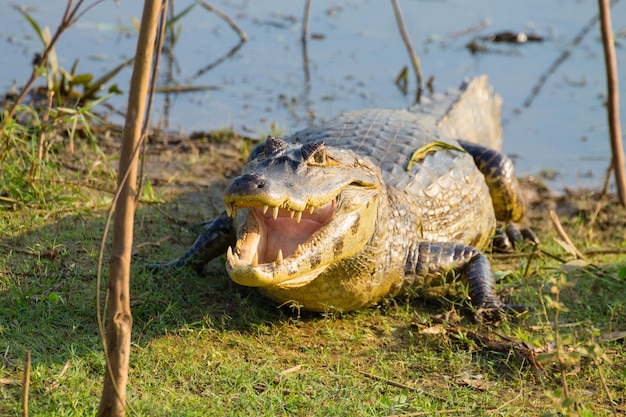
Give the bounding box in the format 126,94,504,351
493,224,539,252
474,297,532,324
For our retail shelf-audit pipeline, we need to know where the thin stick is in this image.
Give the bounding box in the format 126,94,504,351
22,350,30,417
390,0,423,102
522,0,621,109
357,370,448,403
548,210,588,260
595,356,618,417
553,288,570,399
197,1,247,41
601,162,613,196
598,0,626,206
97,1,163,414
388,410,467,417
302,0,312,42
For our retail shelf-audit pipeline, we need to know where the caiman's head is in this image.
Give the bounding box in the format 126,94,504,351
223,136,384,290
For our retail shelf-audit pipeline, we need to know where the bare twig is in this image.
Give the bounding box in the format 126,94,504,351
594,356,618,417
388,410,468,416
197,0,247,41
548,210,588,260
22,350,30,417
601,162,613,196
390,0,423,103
97,1,163,415
598,0,626,206
357,370,449,403
302,0,312,42
0,378,21,385
449,19,489,39
522,0,621,109
29,90,54,180
191,40,246,79
138,0,169,201
553,287,570,400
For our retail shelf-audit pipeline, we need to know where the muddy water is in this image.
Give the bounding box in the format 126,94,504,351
1,0,624,190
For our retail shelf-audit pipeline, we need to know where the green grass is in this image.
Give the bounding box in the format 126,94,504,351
1,118,625,416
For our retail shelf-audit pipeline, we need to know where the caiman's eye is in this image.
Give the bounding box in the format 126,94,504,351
302,141,326,165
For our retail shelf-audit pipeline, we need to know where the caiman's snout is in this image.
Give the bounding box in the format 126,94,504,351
225,173,267,195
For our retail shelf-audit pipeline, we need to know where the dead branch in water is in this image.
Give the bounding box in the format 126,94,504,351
390,0,424,103
522,0,620,109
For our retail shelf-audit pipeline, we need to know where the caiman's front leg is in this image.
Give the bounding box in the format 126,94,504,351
150,211,236,273
405,241,520,321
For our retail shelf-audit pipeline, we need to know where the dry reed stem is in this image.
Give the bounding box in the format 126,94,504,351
548,210,587,261
598,0,626,206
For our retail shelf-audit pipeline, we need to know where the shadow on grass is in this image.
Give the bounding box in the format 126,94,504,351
0,186,289,358
2,182,626,414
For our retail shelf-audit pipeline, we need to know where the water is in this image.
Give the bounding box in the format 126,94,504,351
1,0,625,190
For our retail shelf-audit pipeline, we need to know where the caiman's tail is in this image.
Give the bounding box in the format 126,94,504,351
409,76,503,151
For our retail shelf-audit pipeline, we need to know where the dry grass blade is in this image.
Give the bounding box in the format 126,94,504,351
388,410,468,416
22,350,30,417
548,210,587,260
358,370,449,403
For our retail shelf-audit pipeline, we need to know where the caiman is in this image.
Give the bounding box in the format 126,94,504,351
154,76,531,321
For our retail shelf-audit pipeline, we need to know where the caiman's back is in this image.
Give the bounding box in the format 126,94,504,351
288,76,500,248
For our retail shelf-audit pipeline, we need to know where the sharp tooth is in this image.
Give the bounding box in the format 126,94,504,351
251,252,259,267
263,205,269,214
272,261,277,269
289,210,295,219
295,211,302,223
276,249,283,265
272,206,279,220
225,204,232,217
235,240,242,252
295,244,304,256
226,246,234,264
309,205,315,214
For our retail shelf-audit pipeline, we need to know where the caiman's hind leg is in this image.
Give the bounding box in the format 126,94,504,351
404,241,527,322
458,140,539,249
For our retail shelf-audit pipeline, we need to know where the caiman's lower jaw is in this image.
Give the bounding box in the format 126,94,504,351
224,189,379,289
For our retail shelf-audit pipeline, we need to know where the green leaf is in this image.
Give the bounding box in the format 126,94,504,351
561,259,589,272
70,73,94,87
47,293,63,304
406,141,465,172
17,7,45,46
553,237,578,258
166,3,196,29
537,352,557,364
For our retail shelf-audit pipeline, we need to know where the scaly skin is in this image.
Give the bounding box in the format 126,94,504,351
153,76,527,321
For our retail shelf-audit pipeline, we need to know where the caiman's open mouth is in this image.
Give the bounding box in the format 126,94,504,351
228,200,334,265
224,199,336,288
223,186,379,289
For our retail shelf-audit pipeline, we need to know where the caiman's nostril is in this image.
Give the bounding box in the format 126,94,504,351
257,181,266,189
